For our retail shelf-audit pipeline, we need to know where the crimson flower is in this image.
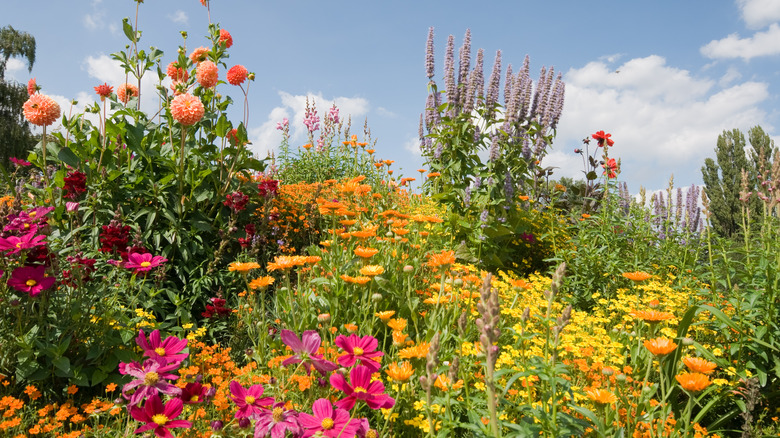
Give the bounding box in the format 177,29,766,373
229,380,273,419
330,365,395,411
592,130,614,147
124,252,168,274
298,398,360,438
180,382,208,404
603,158,618,179
223,191,249,213
254,401,301,438
99,222,131,255
202,297,231,318
7,265,55,297
121,358,181,407
63,170,87,200
129,394,192,438
335,333,383,372
136,329,188,364
258,179,279,197
94,83,113,100
281,329,338,376
0,230,47,255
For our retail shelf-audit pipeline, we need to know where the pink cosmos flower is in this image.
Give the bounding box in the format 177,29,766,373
120,358,181,406
0,231,47,255
335,333,383,372
330,365,395,411
9,157,31,166
281,329,338,376
229,380,273,419
136,329,188,364
124,252,168,274
7,265,55,297
254,401,301,438
298,398,360,438
129,394,192,438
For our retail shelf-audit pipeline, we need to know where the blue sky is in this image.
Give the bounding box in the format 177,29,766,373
4,0,780,192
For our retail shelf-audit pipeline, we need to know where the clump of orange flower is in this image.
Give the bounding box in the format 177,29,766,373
23,94,61,126
683,357,717,374
427,250,456,269
386,361,414,382
676,372,711,392
622,271,653,282
267,255,308,271
228,261,261,273
644,337,677,357
399,341,430,359
630,310,675,323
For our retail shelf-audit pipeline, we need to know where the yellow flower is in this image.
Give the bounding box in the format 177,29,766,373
360,265,385,276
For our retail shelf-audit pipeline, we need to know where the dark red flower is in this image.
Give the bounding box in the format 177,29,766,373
63,171,87,200
258,179,279,198
99,221,131,256
223,191,249,213
202,297,231,318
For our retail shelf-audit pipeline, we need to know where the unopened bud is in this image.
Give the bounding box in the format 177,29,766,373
371,293,383,302
403,265,414,273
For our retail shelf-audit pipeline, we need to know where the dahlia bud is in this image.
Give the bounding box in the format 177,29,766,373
248,73,255,80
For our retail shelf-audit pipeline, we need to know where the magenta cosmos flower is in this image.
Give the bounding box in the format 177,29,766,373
330,365,395,411
281,329,337,376
335,333,383,372
125,252,168,274
129,394,192,438
121,358,181,407
0,230,47,255
229,380,273,419
7,265,55,297
136,329,188,364
298,398,360,438
254,401,301,438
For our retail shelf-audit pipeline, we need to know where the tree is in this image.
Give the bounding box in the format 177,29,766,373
0,25,37,170
701,126,776,238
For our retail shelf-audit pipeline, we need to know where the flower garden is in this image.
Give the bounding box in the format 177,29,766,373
1,2,779,438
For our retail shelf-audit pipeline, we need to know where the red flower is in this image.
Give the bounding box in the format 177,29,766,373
219,29,233,48
99,222,131,256
63,170,87,200
129,394,192,437
7,265,55,297
94,83,113,100
592,130,614,147
227,65,248,86
202,297,231,318
180,382,208,404
27,77,38,96
223,191,249,213
258,179,279,198
602,158,618,179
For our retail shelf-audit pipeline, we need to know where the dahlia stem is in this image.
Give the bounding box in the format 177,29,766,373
178,127,187,217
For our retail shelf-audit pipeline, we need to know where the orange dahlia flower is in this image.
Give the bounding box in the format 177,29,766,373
189,46,210,64
196,60,219,88
644,337,677,357
166,61,189,82
94,83,113,100
117,83,139,103
675,372,711,392
219,29,233,48
682,357,717,374
170,93,205,126
227,65,248,86
23,94,60,126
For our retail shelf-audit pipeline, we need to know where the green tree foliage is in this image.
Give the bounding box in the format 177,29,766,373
0,25,37,170
701,126,776,238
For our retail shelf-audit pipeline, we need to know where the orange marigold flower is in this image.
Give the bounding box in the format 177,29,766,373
344,323,358,333
386,361,414,382
387,318,407,332
399,342,430,359
427,250,456,269
249,276,275,290
189,46,210,64
391,330,408,347
196,60,219,88
93,83,113,100
105,382,117,392
622,271,652,282
227,64,248,86
675,372,711,392
23,94,61,126
170,93,205,126
586,388,617,405
219,29,233,48
360,265,384,276
630,310,675,324
228,261,261,273
427,172,441,178
117,83,139,103
374,310,395,321
683,357,717,375
24,385,41,400
66,384,78,395
354,246,379,258
267,255,308,271
644,337,677,357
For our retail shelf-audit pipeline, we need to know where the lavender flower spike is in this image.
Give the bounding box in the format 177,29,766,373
426,27,435,80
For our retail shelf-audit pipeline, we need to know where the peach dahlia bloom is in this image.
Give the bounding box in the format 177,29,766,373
117,83,139,103
166,61,189,82
23,94,60,126
170,93,205,126
189,46,210,64
196,61,219,88
219,29,233,48
227,65,248,86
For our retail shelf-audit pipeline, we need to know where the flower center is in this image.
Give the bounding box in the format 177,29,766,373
244,395,256,405
353,386,367,393
272,407,284,423
321,417,334,430
16,242,22,248
29,212,37,217
140,261,151,267
154,347,166,356
26,279,37,287
353,347,364,356
190,395,199,402
144,372,159,386
151,414,168,426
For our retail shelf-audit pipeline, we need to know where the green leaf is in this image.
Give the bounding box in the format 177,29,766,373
53,356,71,373
122,18,135,42
215,114,230,138
58,147,80,167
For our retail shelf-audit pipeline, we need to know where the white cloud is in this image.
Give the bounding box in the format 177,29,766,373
701,23,780,60
403,136,422,157
376,107,397,118
719,66,742,86
83,11,106,30
552,55,771,191
738,0,780,29
168,10,188,25
4,58,27,81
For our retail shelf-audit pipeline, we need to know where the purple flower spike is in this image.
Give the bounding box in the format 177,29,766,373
281,330,337,376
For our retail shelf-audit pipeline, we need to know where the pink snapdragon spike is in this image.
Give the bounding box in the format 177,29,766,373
254,401,302,438
229,380,273,419
281,329,338,376
329,365,395,411
124,252,168,274
335,333,383,372
136,329,189,364
129,394,192,438
0,231,47,255
7,265,55,297
121,358,181,406
298,398,360,438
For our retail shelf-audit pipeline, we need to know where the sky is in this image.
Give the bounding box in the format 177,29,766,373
3,0,780,193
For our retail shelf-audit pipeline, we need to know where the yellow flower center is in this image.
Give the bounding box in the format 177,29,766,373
154,347,166,356
321,417,334,430
245,395,256,405
191,395,199,402
29,212,37,217
353,386,367,393
140,261,151,267
272,407,284,422
151,414,168,426
26,279,37,287
144,372,159,386
353,347,364,356
16,242,22,248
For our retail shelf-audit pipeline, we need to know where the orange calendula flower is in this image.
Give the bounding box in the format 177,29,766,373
427,172,441,178
675,372,711,392
23,94,61,126
424,294,451,305
387,318,407,332
267,255,308,271
344,323,358,333
683,357,717,375
375,310,395,321
427,250,456,269
391,331,408,347
249,276,275,290
630,310,675,323
622,271,652,282
228,261,261,273
354,247,379,258
360,265,384,276
644,337,677,357
399,342,430,359
586,388,617,405
386,361,414,382
518,195,530,201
